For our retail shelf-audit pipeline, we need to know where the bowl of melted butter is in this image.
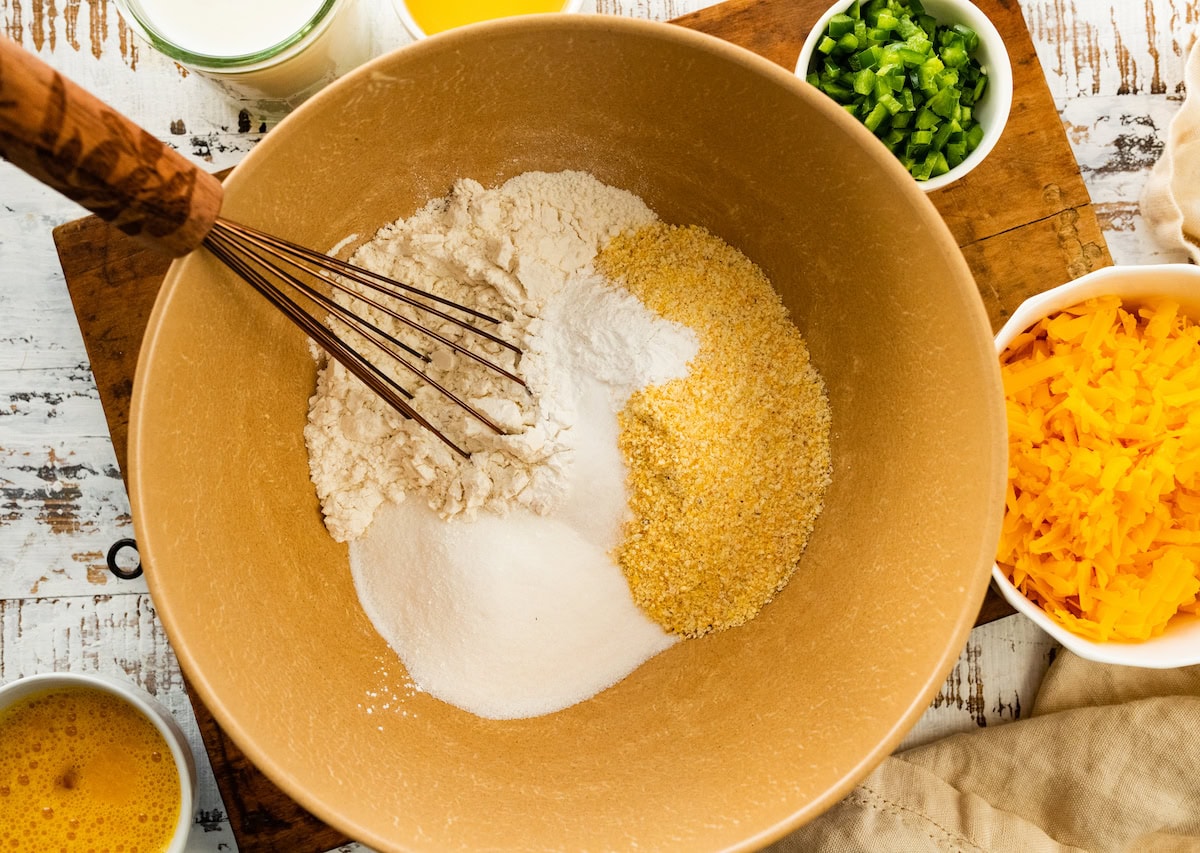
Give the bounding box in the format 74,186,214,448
392,0,586,39
0,673,196,852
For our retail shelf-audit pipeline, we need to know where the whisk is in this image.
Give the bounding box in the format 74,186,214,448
0,36,523,459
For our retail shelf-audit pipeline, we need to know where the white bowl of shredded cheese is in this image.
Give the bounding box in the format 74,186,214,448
993,263,1200,668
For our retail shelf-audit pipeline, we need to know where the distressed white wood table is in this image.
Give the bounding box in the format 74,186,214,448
0,0,1193,849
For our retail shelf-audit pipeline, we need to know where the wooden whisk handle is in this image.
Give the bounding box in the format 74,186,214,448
0,36,222,257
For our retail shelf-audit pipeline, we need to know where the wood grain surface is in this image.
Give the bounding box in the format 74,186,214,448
55,189,354,853
47,0,1100,848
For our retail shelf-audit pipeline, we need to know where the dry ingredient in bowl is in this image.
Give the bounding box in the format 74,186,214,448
309,172,694,718
307,171,832,718
999,295,1200,642
599,225,832,637
349,255,701,719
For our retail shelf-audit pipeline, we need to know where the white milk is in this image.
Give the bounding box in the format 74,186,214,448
114,0,372,111
125,0,328,57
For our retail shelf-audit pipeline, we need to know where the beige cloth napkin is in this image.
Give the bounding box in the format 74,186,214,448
769,652,1200,852
1142,30,1200,262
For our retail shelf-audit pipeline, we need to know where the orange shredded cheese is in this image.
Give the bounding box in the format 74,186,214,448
998,294,1200,642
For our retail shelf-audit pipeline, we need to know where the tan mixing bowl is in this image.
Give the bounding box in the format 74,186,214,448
129,15,1006,851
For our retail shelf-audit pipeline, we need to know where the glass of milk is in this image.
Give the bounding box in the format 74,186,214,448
113,0,373,114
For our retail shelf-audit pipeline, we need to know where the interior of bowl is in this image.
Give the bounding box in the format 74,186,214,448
129,16,1006,852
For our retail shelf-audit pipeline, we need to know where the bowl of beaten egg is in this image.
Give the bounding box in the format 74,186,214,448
129,16,1006,851
994,264,1200,668
0,672,196,852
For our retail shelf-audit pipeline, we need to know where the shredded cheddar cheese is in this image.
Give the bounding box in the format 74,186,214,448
998,295,1200,642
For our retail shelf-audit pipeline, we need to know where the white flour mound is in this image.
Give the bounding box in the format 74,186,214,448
305,171,661,541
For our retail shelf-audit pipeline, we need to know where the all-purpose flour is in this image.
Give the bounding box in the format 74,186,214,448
305,171,699,718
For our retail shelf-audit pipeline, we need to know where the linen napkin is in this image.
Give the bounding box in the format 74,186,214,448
769,651,1200,852
1141,30,1200,263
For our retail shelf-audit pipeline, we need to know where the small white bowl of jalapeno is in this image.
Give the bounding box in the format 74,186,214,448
796,0,1013,192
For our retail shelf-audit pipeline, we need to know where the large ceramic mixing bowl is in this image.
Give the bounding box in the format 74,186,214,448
129,15,1006,851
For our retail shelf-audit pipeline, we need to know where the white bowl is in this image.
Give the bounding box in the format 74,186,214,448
993,264,1200,668
0,672,197,851
392,0,586,40
795,0,1013,192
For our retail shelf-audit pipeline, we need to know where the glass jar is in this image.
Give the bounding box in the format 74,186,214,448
113,0,372,115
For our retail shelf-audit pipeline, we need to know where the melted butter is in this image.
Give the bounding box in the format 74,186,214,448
0,685,181,852
404,0,567,35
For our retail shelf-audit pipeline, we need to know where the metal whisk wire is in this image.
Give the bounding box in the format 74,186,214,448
203,218,526,460
0,38,525,459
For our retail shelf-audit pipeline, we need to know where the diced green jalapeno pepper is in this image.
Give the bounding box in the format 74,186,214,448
807,0,992,181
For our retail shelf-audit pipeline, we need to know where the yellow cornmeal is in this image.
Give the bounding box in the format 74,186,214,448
598,224,832,637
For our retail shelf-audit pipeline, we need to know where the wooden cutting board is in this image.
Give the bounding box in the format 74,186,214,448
53,0,1108,848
